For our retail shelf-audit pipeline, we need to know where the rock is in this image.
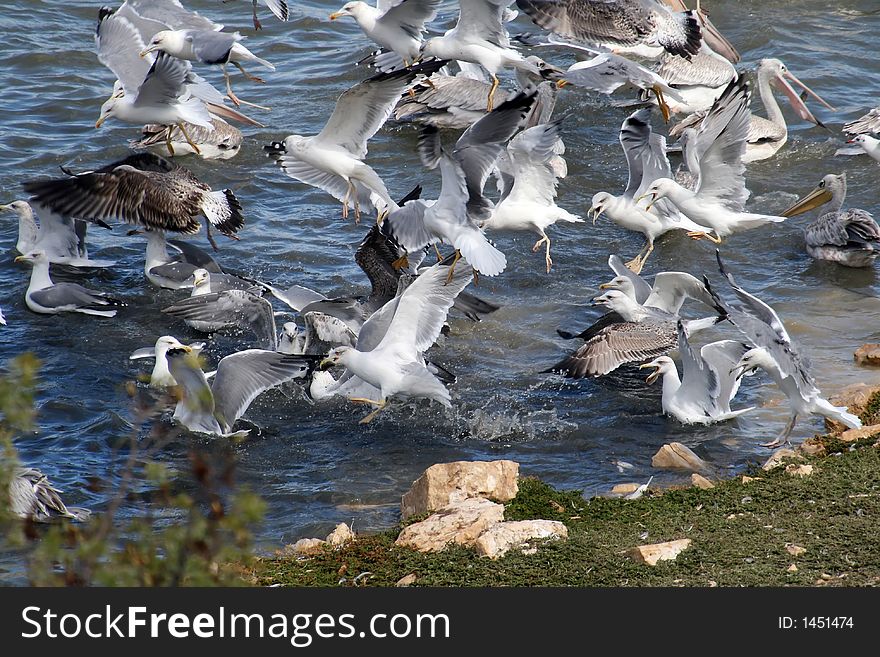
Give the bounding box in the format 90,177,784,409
798,439,826,456
837,424,880,443
787,564,798,573
691,474,714,490
401,460,519,520
785,464,814,478
651,442,709,472
611,483,641,495
474,520,568,559
762,448,800,471
786,544,807,557
395,573,417,587
287,538,326,556
326,522,355,547
627,539,692,566
395,498,505,553
741,475,760,484
854,344,880,366
826,382,880,431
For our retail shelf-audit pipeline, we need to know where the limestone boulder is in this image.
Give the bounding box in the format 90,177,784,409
628,539,692,566
826,382,880,431
286,538,326,557
401,460,519,520
854,344,880,367
762,448,800,471
691,474,714,490
474,520,568,559
611,483,641,495
651,443,709,473
395,498,505,553
326,522,354,547
837,424,880,443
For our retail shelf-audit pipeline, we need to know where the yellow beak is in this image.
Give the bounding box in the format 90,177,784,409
95,115,107,129
138,46,155,58
638,363,661,384
14,255,27,263
780,185,833,218
329,12,343,20
319,358,335,371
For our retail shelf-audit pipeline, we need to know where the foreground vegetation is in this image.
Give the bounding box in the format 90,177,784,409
250,432,880,587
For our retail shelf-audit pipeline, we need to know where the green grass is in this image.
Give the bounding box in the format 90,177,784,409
249,435,880,587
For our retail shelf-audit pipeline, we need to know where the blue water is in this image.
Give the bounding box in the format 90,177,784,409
2,1,880,581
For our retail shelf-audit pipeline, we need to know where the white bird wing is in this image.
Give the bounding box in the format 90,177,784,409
645,271,716,315
211,350,313,430
96,11,152,96
383,199,436,253
262,0,290,22
380,0,441,35
699,339,752,412
608,254,652,304
505,122,562,205
125,0,222,32
376,256,474,354
654,48,733,87
619,109,655,198
167,350,216,422
314,67,426,159
675,319,720,415
162,290,277,350
134,52,194,108
452,0,513,48
691,77,751,209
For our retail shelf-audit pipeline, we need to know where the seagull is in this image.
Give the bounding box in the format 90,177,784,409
0,201,114,268
14,251,125,318
660,0,738,63
318,255,474,423
384,90,538,277
639,78,786,244
651,43,736,116
236,0,290,31
129,335,205,387
266,62,444,222
133,118,243,160
140,28,275,108
640,320,753,424
481,120,582,272
843,106,880,137
330,0,441,67
94,10,215,154
163,288,276,348
277,322,306,355
9,468,90,522
420,0,543,111
547,287,723,378
588,108,708,274
781,173,880,268
166,347,314,437
135,229,223,289
708,251,862,448
516,0,702,61
841,134,880,163
22,153,244,249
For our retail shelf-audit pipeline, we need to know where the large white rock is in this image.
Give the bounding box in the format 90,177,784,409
326,523,355,547
651,443,709,472
395,498,505,553
474,520,568,559
628,539,692,566
401,460,519,520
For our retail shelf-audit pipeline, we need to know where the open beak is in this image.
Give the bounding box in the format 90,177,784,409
138,45,157,58
780,184,833,217
774,70,835,126
319,358,335,371
729,363,749,381
590,207,603,225
555,79,569,89
635,192,655,212
639,363,660,385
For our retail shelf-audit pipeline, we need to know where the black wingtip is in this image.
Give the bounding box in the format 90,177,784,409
263,141,286,157
397,184,422,205
671,10,702,61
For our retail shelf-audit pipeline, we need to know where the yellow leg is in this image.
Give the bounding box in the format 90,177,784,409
433,243,444,262
532,234,552,273
176,123,201,155
687,231,723,244
341,182,351,220
487,75,499,112
652,84,671,123
165,132,175,156
349,397,387,424
391,254,410,271
444,250,461,285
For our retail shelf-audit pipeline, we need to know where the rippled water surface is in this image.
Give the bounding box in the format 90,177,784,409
2,1,880,581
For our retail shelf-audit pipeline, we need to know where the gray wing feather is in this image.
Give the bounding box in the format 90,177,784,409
608,253,652,304
185,29,237,65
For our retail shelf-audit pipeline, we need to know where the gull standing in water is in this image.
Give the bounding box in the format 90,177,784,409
14,251,125,318
639,78,786,244
318,255,474,423
516,0,702,60
781,173,880,268
640,320,753,425
588,109,707,273
330,0,441,68
266,62,444,222
481,120,582,272
419,0,542,111
167,347,314,437
708,252,862,448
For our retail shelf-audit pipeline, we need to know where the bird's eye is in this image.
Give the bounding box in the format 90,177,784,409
819,180,825,188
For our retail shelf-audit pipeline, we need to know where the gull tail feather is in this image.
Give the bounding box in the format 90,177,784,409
454,231,506,277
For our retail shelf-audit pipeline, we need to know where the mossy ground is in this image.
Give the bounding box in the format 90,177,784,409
247,431,880,587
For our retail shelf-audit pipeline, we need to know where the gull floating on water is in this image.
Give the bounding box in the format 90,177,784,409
167,346,314,437
838,134,880,163
135,229,223,289
481,119,582,272
781,173,880,268
330,0,441,68
640,78,786,244
14,251,125,318
9,468,90,523
589,108,707,273
0,201,114,268
516,0,702,61
133,118,243,160
708,252,861,448
129,335,205,387
266,61,444,222
319,254,474,422
140,28,275,108
22,153,244,249
640,319,753,425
